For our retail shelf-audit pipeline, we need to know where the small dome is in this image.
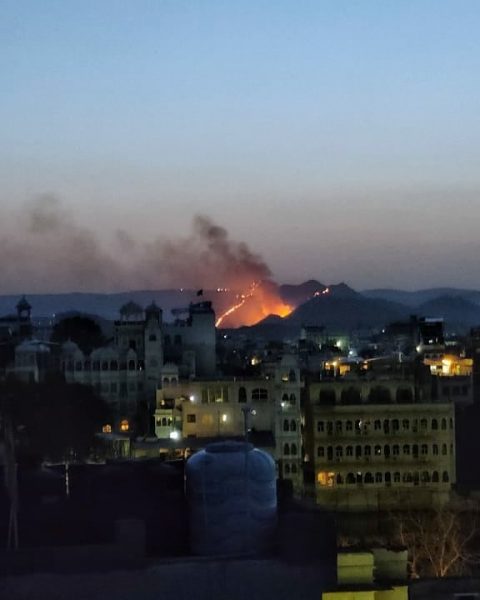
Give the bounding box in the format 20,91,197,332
61,339,81,354
16,295,31,312
145,301,162,314
119,301,143,317
17,339,50,354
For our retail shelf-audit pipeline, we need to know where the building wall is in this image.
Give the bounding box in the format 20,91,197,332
307,396,455,511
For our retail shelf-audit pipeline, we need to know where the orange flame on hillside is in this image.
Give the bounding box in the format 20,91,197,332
215,281,293,328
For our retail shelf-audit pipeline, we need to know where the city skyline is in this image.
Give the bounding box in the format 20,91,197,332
2,1,480,291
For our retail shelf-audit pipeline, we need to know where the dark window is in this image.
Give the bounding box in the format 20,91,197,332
290,420,297,432
364,472,374,484
289,393,296,404
431,418,438,430
402,419,409,430
187,414,196,423
238,387,247,403
284,443,290,456
149,334,157,342
364,445,371,456
368,386,391,404
340,387,362,404
317,420,324,433
335,446,343,458
319,389,336,405
346,446,353,457
128,360,135,371
252,388,268,401
290,444,297,456
442,471,449,483
441,418,447,430
317,446,324,458
375,472,382,483
283,419,289,432
288,369,297,382
174,335,182,345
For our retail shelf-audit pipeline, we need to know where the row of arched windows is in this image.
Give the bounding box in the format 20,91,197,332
321,470,450,486
66,359,145,372
318,386,414,405
283,419,297,432
317,442,453,459
317,416,453,435
281,393,297,405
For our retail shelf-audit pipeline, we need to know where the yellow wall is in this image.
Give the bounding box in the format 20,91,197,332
322,586,408,600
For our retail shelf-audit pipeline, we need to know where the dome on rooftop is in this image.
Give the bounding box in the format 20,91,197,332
119,301,143,317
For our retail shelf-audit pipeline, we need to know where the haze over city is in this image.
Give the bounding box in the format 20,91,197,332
2,1,480,293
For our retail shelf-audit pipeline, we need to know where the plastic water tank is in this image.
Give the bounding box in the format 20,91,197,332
185,440,277,556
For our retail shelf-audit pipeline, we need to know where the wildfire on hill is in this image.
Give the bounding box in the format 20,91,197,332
215,281,293,328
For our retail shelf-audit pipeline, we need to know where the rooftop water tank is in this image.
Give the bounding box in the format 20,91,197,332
185,440,277,556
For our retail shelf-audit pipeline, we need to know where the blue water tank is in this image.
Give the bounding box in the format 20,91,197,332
185,440,277,556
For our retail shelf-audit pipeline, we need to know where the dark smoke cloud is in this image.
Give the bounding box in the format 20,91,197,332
0,195,271,294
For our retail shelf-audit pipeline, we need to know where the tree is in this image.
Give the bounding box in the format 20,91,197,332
391,503,480,578
1,380,110,464
50,315,106,354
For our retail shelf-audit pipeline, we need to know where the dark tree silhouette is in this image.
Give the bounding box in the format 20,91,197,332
50,315,106,354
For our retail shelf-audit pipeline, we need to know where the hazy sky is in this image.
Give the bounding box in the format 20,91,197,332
2,1,480,293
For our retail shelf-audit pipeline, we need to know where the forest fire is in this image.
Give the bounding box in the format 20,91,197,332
215,281,293,328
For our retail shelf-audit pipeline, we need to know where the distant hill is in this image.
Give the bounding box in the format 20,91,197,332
417,296,480,332
362,287,480,307
278,280,326,305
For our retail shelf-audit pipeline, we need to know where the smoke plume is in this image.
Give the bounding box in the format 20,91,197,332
0,195,272,294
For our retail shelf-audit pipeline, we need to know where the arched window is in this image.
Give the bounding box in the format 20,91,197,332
442,471,449,483
422,471,430,483
327,421,333,435
93,361,100,371
355,445,362,458
392,419,399,431
449,418,454,429
290,420,297,432
364,472,374,484
289,393,296,405
84,360,91,370
412,444,419,458
393,445,400,456
374,445,382,456
288,369,297,382
336,474,344,485
403,472,412,483
317,446,324,458
319,389,336,405
75,361,83,371
317,420,324,433
433,444,439,455
327,446,333,460
364,445,371,456
374,420,381,431
346,420,353,431
402,419,409,430
290,443,297,456
442,444,447,455
346,473,356,484
284,464,290,475
252,388,268,401
110,360,118,371
102,361,109,371
340,387,362,405
431,418,438,430
383,419,390,433
161,417,167,426
335,446,343,458
441,418,447,430
394,472,401,483
335,420,342,433
420,418,428,430
385,472,391,484
282,393,289,404
128,360,136,371
291,464,297,474
368,386,391,404
375,472,383,483
432,471,439,482
421,444,428,455
283,419,289,432
396,388,413,403
403,444,410,455
346,446,353,457
238,387,247,403
384,445,391,458
284,443,290,456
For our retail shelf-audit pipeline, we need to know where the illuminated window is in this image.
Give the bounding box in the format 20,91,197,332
102,424,112,433
120,420,129,432
317,471,335,487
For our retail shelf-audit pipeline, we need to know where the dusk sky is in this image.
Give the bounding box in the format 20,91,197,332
2,1,480,293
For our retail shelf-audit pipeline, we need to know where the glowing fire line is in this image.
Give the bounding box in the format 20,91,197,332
215,282,260,328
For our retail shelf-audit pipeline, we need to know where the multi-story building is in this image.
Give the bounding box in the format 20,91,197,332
305,378,455,511
62,300,216,428
153,355,304,492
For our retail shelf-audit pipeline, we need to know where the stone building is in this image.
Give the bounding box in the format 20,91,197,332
153,355,304,492
305,378,455,510
62,300,216,429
